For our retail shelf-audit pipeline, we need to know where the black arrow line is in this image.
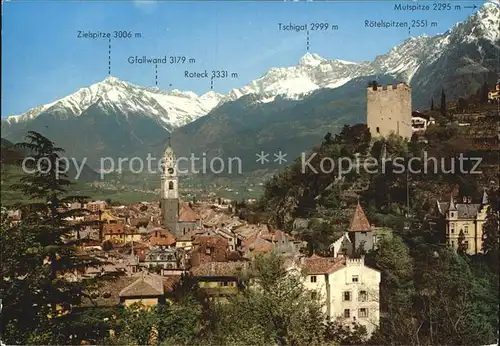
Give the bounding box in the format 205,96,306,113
463,5,477,9
108,38,111,76
155,64,158,86
306,29,310,52
210,78,214,90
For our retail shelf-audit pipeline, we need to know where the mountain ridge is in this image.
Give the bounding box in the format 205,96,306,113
2,2,498,171
4,2,498,129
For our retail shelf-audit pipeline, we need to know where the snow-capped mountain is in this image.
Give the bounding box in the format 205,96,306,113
2,2,498,169
5,2,498,129
222,53,375,104
5,76,224,131
222,1,498,104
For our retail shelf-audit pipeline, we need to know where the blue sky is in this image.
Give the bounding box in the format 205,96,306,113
2,0,486,116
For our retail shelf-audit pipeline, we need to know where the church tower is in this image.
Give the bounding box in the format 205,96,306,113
161,140,179,236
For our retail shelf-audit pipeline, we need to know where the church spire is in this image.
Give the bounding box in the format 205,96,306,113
481,188,489,205
449,193,457,211
165,135,174,155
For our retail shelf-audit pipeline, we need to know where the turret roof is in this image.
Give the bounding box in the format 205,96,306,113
348,202,371,232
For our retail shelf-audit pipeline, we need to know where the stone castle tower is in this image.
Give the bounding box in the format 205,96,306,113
366,82,412,140
160,140,179,235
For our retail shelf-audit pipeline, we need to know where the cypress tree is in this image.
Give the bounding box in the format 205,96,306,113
457,229,467,255
481,82,489,104
440,88,446,117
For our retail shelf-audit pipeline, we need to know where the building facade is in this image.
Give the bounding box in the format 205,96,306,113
367,82,412,140
436,190,489,255
299,255,381,338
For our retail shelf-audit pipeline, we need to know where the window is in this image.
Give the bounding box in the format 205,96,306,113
311,291,318,299
451,212,455,217
343,291,351,301
344,309,350,318
310,276,317,283
376,127,380,134
359,308,368,318
352,275,359,283
168,182,174,190
464,240,469,249
464,225,469,234
359,290,367,302
205,248,211,255
451,240,455,247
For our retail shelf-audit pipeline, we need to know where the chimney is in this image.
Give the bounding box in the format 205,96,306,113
467,197,472,203
463,196,467,203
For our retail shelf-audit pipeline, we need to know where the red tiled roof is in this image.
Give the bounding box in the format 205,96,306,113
193,235,228,247
190,236,229,265
130,217,150,227
246,238,273,254
178,203,200,222
348,202,371,232
303,256,345,275
191,261,249,277
149,236,176,247
163,275,181,292
103,223,125,235
119,241,149,250
119,273,164,297
147,228,176,246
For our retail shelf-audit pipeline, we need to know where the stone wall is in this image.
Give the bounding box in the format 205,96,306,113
367,83,412,140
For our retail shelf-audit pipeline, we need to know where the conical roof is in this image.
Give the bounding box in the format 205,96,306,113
449,193,457,210
348,202,371,232
481,188,489,205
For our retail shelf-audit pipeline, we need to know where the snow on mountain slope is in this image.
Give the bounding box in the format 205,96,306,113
222,2,498,104
452,1,500,44
222,52,375,104
4,2,498,128
5,77,224,130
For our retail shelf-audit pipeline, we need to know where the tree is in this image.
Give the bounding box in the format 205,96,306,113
209,253,366,345
482,190,499,273
118,303,157,345
412,249,498,345
458,97,468,112
480,82,489,104
368,80,379,90
367,236,415,344
457,229,467,255
1,131,102,344
440,88,447,117
155,297,205,344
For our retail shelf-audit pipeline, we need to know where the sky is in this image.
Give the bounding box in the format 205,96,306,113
2,0,487,116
